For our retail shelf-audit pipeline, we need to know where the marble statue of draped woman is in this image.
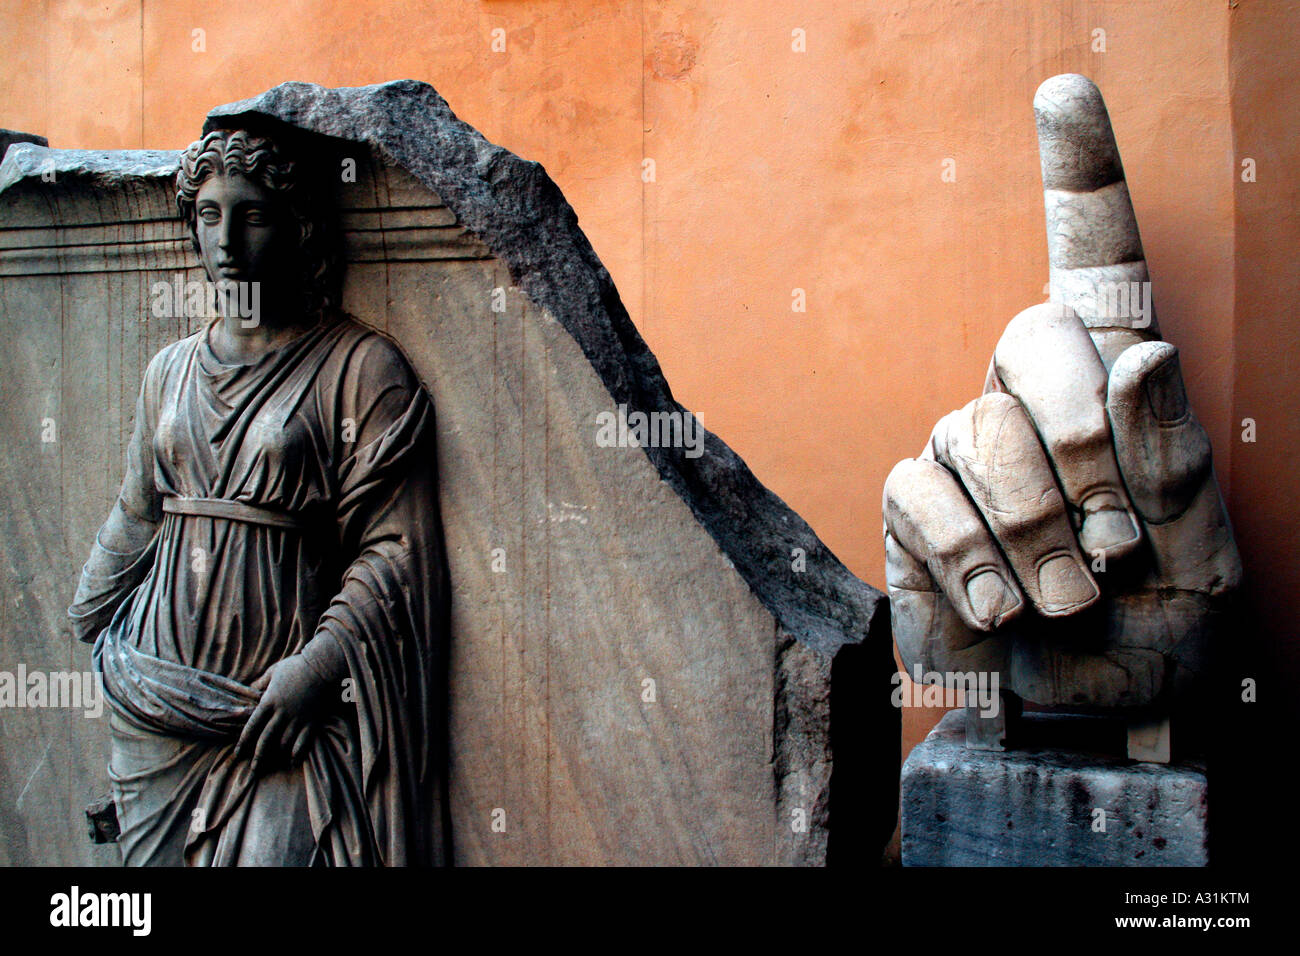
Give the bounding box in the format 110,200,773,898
68,129,450,866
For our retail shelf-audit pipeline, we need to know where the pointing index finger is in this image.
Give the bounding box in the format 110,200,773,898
1036,73,1160,365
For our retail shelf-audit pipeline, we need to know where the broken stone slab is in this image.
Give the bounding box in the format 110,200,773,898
0,80,896,865
0,130,48,161
902,710,1208,866
0,143,177,192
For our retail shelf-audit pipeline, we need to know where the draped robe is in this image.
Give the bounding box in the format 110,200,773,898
68,312,450,866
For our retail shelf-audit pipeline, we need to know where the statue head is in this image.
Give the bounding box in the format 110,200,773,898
176,129,339,318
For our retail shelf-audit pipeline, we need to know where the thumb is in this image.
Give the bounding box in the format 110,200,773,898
1107,341,1207,521
1107,340,1240,594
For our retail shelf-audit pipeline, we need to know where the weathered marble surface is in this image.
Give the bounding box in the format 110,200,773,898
0,80,895,865
883,76,1240,733
902,710,1208,866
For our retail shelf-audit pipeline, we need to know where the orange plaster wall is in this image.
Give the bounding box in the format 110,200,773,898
2,0,1292,856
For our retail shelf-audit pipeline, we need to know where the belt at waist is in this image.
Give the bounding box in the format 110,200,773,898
162,496,304,531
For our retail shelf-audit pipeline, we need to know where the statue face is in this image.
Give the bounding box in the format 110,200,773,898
193,172,293,293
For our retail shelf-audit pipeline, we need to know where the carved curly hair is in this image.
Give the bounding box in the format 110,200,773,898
176,129,339,315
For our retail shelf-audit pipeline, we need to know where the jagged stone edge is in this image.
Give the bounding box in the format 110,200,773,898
202,78,886,657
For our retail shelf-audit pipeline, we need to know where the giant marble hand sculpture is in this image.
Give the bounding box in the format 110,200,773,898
882,74,1241,761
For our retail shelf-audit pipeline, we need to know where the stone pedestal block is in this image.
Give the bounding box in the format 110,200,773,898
902,710,1208,866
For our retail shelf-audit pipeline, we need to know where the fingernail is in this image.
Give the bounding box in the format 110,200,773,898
1036,553,1099,614
1146,354,1187,423
965,569,1020,629
1078,490,1141,557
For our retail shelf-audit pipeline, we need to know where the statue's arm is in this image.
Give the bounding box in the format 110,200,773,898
237,334,446,776
67,359,164,643
299,334,445,684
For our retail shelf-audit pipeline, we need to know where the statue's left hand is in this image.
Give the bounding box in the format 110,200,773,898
236,655,333,775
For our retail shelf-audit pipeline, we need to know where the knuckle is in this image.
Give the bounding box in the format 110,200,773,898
883,457,927,507
987,497,1071,546
1044,411,1112,462
931,525,997,571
